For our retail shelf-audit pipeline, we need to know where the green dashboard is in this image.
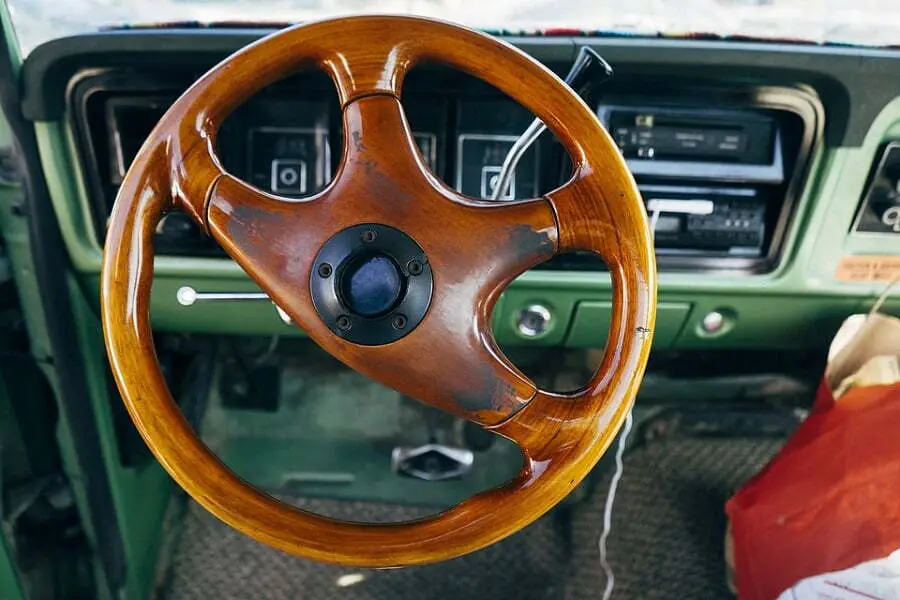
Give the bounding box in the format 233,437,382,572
21,32,900,352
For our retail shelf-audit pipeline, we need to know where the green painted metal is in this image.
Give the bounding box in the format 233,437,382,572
68,281,174,600
33,95,900,351
567,301,691,349
0,352,27,600
0,538,25,600
0,115,109,598
74,273,891,351
1,111,168,598
0,1,21,78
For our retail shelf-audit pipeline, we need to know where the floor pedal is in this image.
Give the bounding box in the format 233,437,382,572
391,444,474,481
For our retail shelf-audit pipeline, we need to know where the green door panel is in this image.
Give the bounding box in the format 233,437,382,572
0,538,25,600
567,301,690,349
68,279,173,600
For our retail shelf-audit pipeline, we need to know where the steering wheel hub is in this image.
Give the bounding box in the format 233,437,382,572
310,223,433,345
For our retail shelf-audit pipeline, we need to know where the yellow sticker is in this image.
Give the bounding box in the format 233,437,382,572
835,255,900,282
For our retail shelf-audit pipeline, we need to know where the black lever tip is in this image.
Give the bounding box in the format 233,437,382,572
563,46,613,98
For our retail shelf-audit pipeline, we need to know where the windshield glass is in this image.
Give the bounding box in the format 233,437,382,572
6,0,900,57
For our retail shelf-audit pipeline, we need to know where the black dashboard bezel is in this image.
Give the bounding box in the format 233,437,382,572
66,57,822,275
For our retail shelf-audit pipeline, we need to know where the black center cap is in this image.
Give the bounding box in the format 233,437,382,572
340,254,403,317
310,224,433,346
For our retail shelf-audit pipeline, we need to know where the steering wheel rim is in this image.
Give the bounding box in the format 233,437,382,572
101,15,656,567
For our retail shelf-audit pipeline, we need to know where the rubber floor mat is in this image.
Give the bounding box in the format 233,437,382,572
160,497,569,600
159,437,784,600
566,437,785,600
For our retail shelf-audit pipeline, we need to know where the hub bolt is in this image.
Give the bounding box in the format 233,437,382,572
392,314,408,330
407,259,423,276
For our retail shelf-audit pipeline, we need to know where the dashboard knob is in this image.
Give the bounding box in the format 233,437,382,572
701,310,726,334
516,304,553,338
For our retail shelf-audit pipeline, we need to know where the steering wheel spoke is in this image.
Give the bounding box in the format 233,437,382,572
332,95,436,203
319,40,415,105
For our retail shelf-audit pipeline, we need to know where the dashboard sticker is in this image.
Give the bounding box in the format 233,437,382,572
835,255,900,282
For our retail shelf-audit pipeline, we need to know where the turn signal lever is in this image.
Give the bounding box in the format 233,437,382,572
490,46,613,201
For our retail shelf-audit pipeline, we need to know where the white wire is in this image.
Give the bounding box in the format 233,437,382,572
598,409,634,600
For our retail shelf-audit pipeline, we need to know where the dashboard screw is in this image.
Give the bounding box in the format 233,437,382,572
392,314,408,330
336,315,352,331
361,230,377,243
407,259,423,276
317,263,333,278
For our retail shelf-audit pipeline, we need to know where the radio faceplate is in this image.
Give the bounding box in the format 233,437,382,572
560,95,813,273
598,105,784,183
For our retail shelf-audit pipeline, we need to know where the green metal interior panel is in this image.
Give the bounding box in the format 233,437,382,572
0,538,25,600
0,116,108,598
0,339,26,600
30,73,900,350
567,301,691,349
803,105,900,287
82,272,893,350
68,281,173,600
34,124,96,268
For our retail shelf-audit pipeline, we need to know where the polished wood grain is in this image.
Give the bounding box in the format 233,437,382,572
208,95,556,424
101,15,656,566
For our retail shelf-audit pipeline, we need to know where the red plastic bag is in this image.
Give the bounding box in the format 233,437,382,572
726,381,900,600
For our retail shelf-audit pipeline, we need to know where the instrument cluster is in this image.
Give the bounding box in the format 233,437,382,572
215,95,555,205
86,68,811,274
100,89,564,256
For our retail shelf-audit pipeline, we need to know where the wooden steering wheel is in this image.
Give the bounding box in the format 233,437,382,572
101,16,656,567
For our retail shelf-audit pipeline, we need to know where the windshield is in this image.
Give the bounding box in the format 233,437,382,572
6,0,900,57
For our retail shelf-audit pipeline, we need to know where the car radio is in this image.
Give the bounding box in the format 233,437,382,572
539,102,793,272
607,105,780,255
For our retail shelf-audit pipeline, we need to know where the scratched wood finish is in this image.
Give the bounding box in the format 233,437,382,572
101,16,656,566
208,95,556,424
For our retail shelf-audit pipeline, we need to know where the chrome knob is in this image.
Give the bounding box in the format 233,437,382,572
516,304,552,338
701,311,725,334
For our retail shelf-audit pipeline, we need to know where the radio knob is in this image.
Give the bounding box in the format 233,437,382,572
516,304,553,338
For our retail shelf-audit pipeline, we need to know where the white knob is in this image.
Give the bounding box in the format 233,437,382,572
176,286,197,307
